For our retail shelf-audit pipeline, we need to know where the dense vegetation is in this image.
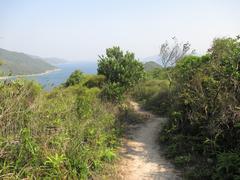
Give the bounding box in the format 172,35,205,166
0,47,145,179
0,80,120,179
0,48,56,76
1,37,239,179
133,37,240,179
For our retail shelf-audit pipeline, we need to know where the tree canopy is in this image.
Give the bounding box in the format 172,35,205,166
64,70,84,87
97,47,145,102
98,47,145,90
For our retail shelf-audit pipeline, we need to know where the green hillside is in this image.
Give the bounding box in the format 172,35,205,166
0,48,56,76
143,61,162,71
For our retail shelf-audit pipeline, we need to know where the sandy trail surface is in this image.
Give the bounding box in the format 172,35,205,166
118,101,181,180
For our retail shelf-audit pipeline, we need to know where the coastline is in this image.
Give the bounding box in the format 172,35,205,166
0,68,61,80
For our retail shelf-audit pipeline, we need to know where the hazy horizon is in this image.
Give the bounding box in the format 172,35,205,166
1,0,240,62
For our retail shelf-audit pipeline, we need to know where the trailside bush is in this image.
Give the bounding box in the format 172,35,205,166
157,37,240,179
130,36,240,179
100,82,125,103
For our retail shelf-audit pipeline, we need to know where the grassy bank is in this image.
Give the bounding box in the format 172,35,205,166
0,79,120,179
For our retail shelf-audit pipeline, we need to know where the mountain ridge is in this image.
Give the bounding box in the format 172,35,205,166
143,61,162,71
0,48,57,76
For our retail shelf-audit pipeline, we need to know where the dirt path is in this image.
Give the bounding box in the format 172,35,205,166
118,101,181,180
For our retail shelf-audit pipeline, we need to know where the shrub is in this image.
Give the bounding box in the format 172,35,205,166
64,70,84,87
214,152,240,179
146,67,168,80
100,82,125,103
84,75,106,88
132,79,169,101
98,46,145,101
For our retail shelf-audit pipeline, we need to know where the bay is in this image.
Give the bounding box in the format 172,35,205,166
1,62,97,90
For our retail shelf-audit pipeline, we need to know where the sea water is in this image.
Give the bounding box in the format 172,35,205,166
2,62,97,90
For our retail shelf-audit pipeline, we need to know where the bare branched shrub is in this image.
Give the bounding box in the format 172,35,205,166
158,37,191,67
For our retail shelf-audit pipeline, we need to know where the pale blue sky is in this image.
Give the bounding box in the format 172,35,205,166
0,0,240,61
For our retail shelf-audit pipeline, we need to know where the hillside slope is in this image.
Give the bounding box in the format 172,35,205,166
0,48,56,76
144,61,162,71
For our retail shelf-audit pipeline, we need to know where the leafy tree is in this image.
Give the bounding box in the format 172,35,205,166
209,37,240,83
98,46,145,101
64,70,84,87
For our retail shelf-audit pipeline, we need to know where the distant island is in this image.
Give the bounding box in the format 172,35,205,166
0,48,61,77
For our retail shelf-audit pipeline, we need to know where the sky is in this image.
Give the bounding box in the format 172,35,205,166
0,0,240,62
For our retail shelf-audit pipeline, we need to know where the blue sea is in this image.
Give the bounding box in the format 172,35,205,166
15,62,97,90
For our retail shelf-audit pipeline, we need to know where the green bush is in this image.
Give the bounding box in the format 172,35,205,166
214,152,240,179
100,82,125,103
146,67,168,80
132,79,169,101
64,70,84,87
174,155,191,166
98,46,145,102
84,75,106,88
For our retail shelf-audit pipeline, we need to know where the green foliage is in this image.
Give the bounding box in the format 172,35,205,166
98,46,145,102
133,36,240,179
174,155,191,167
215,152,240,179
84,74,106,88
101,148,117,162
0,48,56,75
131,79,170,115
64,70,84,87
100,82,125,102
146,67,168,80
132,79,169,100
0,78,119,179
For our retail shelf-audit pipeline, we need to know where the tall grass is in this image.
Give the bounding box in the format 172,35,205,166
0,80,119,179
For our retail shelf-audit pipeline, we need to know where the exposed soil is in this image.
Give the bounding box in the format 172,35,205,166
117,101,181,180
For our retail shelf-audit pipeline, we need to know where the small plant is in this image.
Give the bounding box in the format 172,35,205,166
45,153,66,170
101,149,116,162
214,152,240,179
15,128,40,170
174,155,191,166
